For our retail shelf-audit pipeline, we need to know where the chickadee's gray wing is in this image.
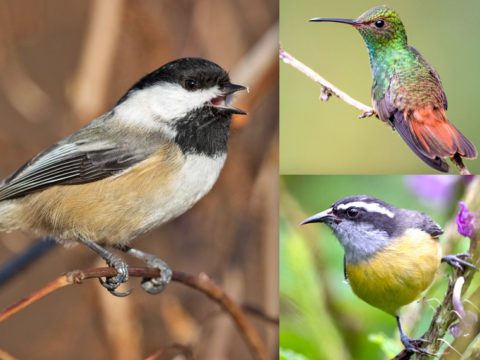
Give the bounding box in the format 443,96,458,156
0,138,157,201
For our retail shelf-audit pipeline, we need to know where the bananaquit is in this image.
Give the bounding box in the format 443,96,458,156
301,195,474,355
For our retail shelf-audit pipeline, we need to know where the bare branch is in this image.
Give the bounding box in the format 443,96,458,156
0,267,272,360
279,48,374,118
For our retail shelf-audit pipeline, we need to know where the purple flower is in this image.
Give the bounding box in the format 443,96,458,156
456,202,476,238
405,175,457,207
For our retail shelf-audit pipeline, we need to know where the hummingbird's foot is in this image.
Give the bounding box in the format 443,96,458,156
119,246,172,295
400,335,434,356
358,109,376,119
442,253,477,272
451,154,471,175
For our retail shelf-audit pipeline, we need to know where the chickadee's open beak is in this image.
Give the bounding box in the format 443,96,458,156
210,83,247,115
301,208,335,225
223,83,247,95
309,17,359,26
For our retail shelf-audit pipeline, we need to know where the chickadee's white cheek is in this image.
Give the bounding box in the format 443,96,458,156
114,83,221,133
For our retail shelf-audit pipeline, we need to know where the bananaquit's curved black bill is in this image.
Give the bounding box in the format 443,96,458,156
309,18,359,25
300,208,334,225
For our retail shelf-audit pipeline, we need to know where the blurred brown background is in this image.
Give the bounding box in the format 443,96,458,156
0,1,278,359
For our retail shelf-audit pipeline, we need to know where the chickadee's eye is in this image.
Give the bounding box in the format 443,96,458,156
184,79,197,90
346,208,360,219
374,20,385,28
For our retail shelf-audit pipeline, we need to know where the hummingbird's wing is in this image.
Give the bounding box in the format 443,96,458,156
393,112,450,172
0,131,162,201
375,83,450,172
399,47,476,161
408,46,448,110
395,106,477,162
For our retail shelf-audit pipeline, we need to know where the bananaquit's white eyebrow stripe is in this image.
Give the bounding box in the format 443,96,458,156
337,201,395,218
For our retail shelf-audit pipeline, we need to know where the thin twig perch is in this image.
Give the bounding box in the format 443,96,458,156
279,48,374,118
0,267,272,360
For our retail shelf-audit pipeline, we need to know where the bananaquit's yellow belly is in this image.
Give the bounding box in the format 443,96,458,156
346,229,441,315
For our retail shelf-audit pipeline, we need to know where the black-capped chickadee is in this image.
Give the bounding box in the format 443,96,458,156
0,58,247,296
302,195,475,354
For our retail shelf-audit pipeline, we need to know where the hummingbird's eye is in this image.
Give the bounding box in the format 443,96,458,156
184,79,198,90
374,20,385,28
346,208,360,219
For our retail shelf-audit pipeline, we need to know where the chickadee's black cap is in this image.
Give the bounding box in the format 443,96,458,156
126,57,231,94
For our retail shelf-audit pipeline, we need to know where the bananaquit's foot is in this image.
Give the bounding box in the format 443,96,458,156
442,253,477,272
119,246,172,295
77,236,132,297
400,335,432,356
396,316,433,356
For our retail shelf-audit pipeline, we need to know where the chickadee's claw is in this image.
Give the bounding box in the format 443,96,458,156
442,254,477,273
98,278,133,297
99,255,132,297
141,258,172,295
118,246,173,295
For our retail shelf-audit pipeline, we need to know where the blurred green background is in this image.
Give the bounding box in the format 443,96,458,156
280,175,476,359
280,0,480,174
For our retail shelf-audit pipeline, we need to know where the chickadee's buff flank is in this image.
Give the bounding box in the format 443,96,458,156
302,195,475,354
0,58,247,296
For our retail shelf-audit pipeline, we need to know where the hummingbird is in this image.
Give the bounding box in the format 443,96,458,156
310,6,477,173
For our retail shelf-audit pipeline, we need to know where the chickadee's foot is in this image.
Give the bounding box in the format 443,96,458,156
442,253,477,272
118,246,172,295
99,255,132,297
400,335,433,356
76,236,132,297
140,257,172,295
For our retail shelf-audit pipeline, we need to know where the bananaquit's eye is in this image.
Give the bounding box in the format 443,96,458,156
346,208,360,219
184,79,197,90
374,20,385,28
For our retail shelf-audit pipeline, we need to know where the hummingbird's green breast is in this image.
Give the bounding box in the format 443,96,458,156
370,46,446,116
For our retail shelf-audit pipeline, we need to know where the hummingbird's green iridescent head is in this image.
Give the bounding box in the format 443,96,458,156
310,6,408,54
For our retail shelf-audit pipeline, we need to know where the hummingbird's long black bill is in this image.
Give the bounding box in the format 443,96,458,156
300,208,334,225
309,17,359,25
